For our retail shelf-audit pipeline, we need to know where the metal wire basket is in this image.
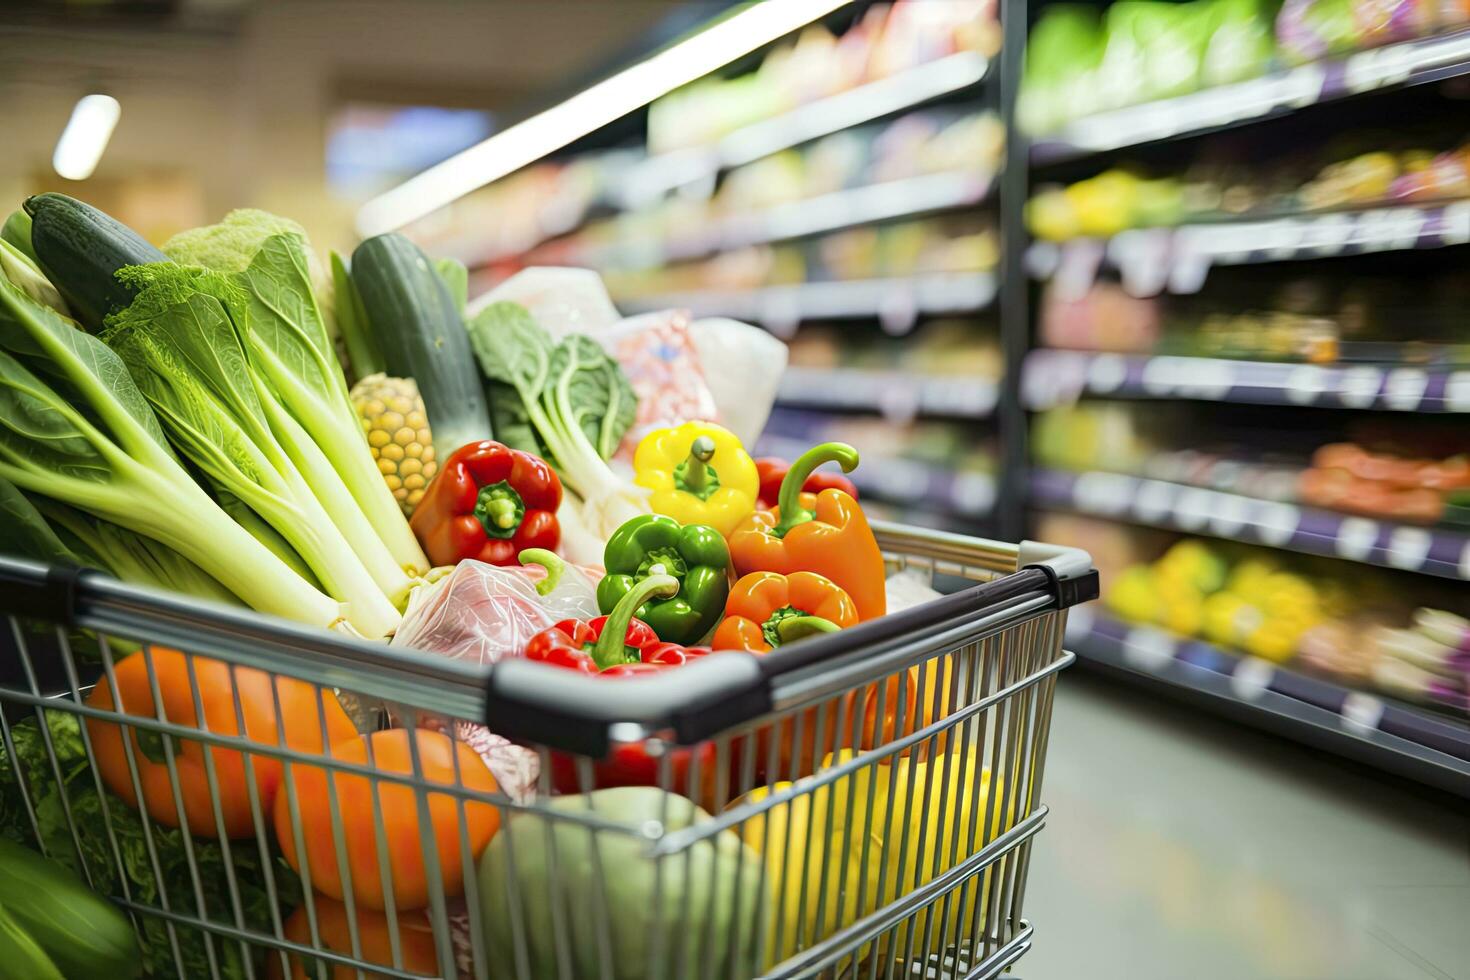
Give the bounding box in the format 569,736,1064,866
0,521,1095,980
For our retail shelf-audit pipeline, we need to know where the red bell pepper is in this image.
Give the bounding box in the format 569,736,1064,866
410,441,561,567
523,574,717,798
755,456,859,510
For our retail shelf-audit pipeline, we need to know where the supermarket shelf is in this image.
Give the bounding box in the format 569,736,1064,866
1068,607,1470,795
755,433,996,519
1030,28,1470,164
574,171,993,267
1028,201,1470,292
776,366,997,420
1032,469,1470,581
1022,349,1470,412
617,273,996,333
622,51,991,203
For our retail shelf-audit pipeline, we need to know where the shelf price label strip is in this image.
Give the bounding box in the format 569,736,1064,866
1065,607,1470,772
1023,350,1470,414
1032,469,1470,581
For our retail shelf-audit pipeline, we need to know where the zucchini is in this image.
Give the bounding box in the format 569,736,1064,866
23,192,167,330
0,902,64,980
351,233,492,453
0,839,140,979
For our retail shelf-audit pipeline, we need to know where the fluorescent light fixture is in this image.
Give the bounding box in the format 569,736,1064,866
53,94,121,181
355,0,849,237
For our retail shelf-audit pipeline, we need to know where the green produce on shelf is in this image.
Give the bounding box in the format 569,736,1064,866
477,787,765,980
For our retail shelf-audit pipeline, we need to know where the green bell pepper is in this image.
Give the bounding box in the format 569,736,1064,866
597,514,730,645
477,787,765,980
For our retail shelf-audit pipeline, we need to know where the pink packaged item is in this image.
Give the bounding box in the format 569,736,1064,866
602,309,720,460
389,558,601,794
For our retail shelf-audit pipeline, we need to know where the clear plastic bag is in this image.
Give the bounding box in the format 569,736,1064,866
391,558,600,667
389,558,601,798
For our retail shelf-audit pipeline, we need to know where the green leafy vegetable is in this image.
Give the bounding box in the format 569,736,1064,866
102,269,398,637
467,300,647,537
0,238,67,316
1,711,301,980
434,256,469,314
165,214,427,581
329,250,381,381
0,275,341,629
0,475,85,568
1,210,37,264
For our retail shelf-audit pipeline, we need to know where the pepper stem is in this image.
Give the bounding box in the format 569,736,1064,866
774,442,860,537
775,615,841,644
518,548,564,597
473,480,526,539
681,436,718,495
591,573,679,670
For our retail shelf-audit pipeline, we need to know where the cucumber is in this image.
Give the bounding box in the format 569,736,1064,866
351,233,492,453
0,839,140,979
0,902,64,980
23,192,168,330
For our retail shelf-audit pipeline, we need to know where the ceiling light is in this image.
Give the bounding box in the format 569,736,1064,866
53,94,121,181
356,0,849,237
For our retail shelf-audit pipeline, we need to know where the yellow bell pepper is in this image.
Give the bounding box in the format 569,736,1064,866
634,421,758,535
733,744,1008,968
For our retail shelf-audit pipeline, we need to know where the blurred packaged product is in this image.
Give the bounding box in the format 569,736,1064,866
646,0,999,155
1027,135,1470,240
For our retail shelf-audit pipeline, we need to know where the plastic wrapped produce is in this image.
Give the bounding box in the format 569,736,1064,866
688,316,788,448
1277,0,1363,64
392,555,600,668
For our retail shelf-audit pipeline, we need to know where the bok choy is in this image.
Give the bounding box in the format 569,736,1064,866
164,211,429,582
102,266,401,638
0,276,343,628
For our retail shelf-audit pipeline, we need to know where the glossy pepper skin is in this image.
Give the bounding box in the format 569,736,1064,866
523,576,716,798
410,440,561,567
728,443,886,621
712,571,858,652
713,571,859,784
598,514,730,645
754,457,859,511
634,421,758,536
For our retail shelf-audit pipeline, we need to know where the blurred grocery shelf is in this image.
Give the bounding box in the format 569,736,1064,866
617,273,996,333
1030,28,1470,164
1067,606,1470,795
572,171,993,267
1033,469,1470,581
1028,200,1470,293
776,366,997,420
624,50,991,203
1023,350,1470,412
756,433,995,519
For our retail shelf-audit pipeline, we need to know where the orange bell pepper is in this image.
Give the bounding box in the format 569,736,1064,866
714,570,860,781
85,647,358,838
727,443,886,621
712,570,859,651
273,728,500,910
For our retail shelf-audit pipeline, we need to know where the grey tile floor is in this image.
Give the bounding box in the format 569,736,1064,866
1020,674,1470,980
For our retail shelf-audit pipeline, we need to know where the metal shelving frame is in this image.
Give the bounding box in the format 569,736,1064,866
1012,2,1470,789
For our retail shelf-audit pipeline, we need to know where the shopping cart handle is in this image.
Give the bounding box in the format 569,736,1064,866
483,651,771,756
1018,540,1099,608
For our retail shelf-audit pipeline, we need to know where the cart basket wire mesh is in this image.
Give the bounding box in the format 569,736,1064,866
0,521,1096,980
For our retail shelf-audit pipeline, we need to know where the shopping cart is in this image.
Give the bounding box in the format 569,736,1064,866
0,521,1095,980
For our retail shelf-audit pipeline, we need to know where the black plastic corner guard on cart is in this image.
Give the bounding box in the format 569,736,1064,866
482,540,1097,758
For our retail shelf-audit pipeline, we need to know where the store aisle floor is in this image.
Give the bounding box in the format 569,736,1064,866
1022,674,1470,980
